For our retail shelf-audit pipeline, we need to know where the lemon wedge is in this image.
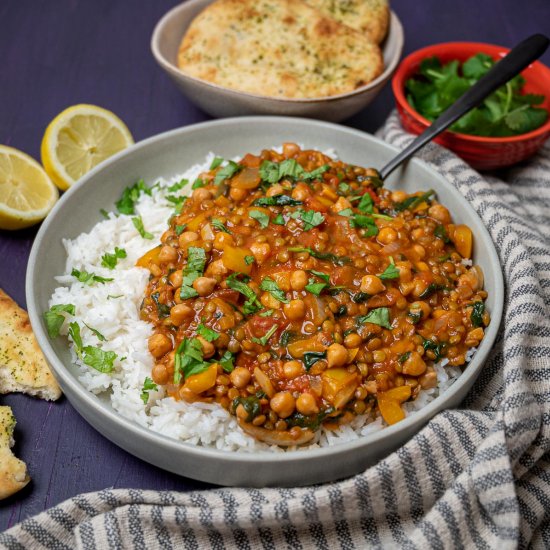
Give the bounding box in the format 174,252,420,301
41,104,134,191
0,145,59,230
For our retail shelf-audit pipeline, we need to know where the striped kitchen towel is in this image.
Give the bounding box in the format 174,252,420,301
1,112,550,549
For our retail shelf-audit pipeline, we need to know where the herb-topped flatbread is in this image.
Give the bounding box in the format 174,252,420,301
305,0,390,44
177,0,383,99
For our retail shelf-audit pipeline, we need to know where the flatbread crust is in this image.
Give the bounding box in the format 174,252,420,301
0,406,30,500
177,0,384,99
305,0,390,44
0,288,61,401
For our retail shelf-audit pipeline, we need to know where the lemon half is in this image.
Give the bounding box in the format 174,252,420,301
0,146,59,230
41,104,134,191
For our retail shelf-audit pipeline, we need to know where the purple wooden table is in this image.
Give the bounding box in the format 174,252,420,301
1,0,549,529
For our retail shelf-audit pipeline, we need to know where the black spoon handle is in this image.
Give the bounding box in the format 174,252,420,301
379,33,550,180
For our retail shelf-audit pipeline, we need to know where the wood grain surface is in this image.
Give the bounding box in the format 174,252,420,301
1,0,549,529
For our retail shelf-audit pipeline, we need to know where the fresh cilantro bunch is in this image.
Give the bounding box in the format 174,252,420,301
405,53,548,137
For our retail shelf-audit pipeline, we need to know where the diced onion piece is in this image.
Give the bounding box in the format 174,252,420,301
253,367,275,398
222,245,253,274
230,167,261,189
184,364,218,394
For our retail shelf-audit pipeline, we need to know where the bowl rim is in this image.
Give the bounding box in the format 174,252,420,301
150,0,404,104
392,41,550,143
26,116,504,470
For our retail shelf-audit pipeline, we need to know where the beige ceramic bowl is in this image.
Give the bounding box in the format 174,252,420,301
151,0,404,121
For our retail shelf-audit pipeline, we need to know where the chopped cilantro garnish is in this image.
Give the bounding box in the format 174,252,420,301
167,178,188,193
211,218,231,233
357,193,374,213
218,350,235,373
101,247,127,269
302,351,327,371
244,255,255,265
140,377,158,404
83,322,106,341
68,321,117,373
291,210,325,231
308,270,330,283
423,338,445,361
192,178,205,190
287,247,351,266
249,210,270,228
210,156,224,170
226,273,262,315
115,179,151,215
175,224,187,235
259,309,274,317
434,224,451,243
99,208,110,219
132,216,154,239
174,338,209,384
259,277,289,303
251,324,278,346
338,182,350,195
378,262,400,280
197,323,219,342
259,159,329,184
394,190,435,212
166,195,187,212
252,195,302,207
357,307,392,329
214,161,241,185
305,280,327,296
43,304,75,338
272,213,285,225
71,268,113,285
179,247,207,300
471,301,485,328
151,292,170,318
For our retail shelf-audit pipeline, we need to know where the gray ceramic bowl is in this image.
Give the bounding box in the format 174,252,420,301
151,0,404,121
27,117,503,487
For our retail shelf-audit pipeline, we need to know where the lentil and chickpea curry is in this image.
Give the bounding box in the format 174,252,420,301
138,144,489,447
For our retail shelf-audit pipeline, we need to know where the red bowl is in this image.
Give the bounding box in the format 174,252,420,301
392,42,550,170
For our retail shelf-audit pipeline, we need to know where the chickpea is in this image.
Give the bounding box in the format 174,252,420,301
266,183,285,197
360,274,385,295
192,187,212,201
148,333,172,358
402,351,427,376
282,142,300,157
327,343,348,368
261,292,282,309
344,332,362,348
227,367,250,389
158,245,178,263
197,336,215,358
397,263,412,282
377,227,398,245
283,360,304,379
151,363,169,385
192,277,217,296
296,393,319,415
411,244,426,259
428,204,451,224
229,187,247,201
372,350,386,363
290,270,308,291
206,259,228,278
169,270,183,288
283,299,306,321
391,190,407,203
270,392,296,419
409,301,431,320
170,303,194,326
178,231,199,247
250,242,271,264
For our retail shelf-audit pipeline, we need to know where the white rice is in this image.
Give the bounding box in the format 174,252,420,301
49,152,471,452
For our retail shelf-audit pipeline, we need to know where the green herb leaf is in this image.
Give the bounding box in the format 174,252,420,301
251,324,278,346
259,309,274,317
99,208,110,219
140,377,158,404
471,301,485,328
197,323,219,342
272,214,285,225
71,268,113,285
280,330,292,346
232,395,261,422
131,216,154,239
287,247,351,266
434,225,451,243
357,193,374,213
394,190,435,212
305,280,327,295
101,247,127,269
83,322,106,341
151,292,171,318
423,338,445,361
309,270,330,283
338,208,353,217
293,210,325,231
175,224,187,235
187,247,207,273
83,346,117,373
244,255,255,265
259,277,289,303
43,304,75,338
378,263,400,280
419,283,445,299
249,210,270,228
252,195,302,207
357,307,392,329
107,294,123,300
167,178,188,193
399,352,411,364
259,159,329,184
68,321,83,353
174,338,208,384
192,178,205,190
302,351,327,371
214,161,241,185
166,195,187,213
115,179,151,215
349,214,378,236
211,218,231,233
210,156,224,170
407,309,423,324
338,182,350,195
218,350,235,373
226,273,262,315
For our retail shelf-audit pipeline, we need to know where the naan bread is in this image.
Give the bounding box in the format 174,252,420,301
0,288,61,401
177,0,383,99
0,406,30,500
305,0,390,44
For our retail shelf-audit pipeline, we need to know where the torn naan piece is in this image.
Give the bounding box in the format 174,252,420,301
0,288,61,401
177,0,383,99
